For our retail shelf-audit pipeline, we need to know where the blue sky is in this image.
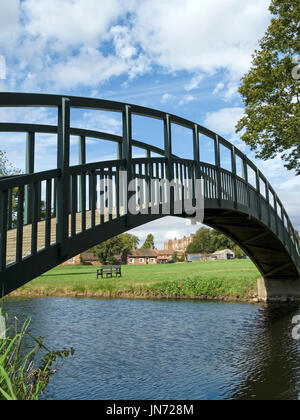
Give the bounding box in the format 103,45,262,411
0,0,299,248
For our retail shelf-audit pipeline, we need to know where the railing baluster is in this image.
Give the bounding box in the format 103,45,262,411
0,190,8,270
31,182,39,255
45,179,52,248
71,174,77,238
116,167,120,219
7,189,13,230
99,172,104,225
25,132,35,225
90,170,96,226
16,186,24,263
81,171,86,232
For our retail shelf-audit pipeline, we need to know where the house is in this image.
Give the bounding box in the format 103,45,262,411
62,253,100,266
187,249,235,262
211,249,235,260
154,249,173,264
80,253,100,266
126,248,158,265
62,247,176,267
62,254,81,266
187,253,215,262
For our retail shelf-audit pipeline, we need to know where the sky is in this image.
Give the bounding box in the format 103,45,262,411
0,0,299,249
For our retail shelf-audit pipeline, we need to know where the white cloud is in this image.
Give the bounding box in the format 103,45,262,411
41,48,129,90
132,0,270,78
213,82,239,101
161,93,173,104
128,217,200,248
185,74,204,91
204,107,244,136
22,0,130,49
0,0,273,93
0,0,21,54
213,83,225,95
0,0,272,91
179,94,197,106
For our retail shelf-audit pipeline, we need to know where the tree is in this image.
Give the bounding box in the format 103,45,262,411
0,151,22,227
210,229,235,252
233,245,246,259
141,234,155,249
91,234,140,265
236,0,300,174
186,227,214,254
0,150,20,177
186,227,237,254
172,251,179,262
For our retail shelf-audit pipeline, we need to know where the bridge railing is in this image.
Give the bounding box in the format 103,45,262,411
0,93,298,274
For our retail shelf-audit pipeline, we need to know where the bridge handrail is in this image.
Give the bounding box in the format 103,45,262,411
0,92,298,252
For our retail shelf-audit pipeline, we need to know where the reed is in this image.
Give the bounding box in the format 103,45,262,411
0,311,74,400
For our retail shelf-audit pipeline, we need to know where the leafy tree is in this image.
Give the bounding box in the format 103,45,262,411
172,251,179,262
0,151,22,227
236,0,300,174
186,227,214,254
90,234,139,265
210,229,235,252
141,234,155,249
233,245,246,259
0,151,16,177
186,227,237,254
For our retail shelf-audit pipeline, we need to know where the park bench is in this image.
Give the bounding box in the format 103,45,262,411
97,265,122,279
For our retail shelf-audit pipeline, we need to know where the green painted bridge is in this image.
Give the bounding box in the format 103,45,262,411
0,93,299,300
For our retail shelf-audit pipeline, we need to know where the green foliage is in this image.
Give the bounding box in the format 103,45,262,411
0,150,21,178
90,233,140,265
172,251,179,262
236,0,300,174
186,227,235,254
233,245,246,259
141,234,155,249
24,259,259,297
0,316,74,400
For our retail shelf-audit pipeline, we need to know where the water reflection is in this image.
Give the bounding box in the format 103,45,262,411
231,304,300,400
2,298,300,400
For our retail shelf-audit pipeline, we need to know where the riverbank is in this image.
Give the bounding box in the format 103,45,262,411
8,260,260,303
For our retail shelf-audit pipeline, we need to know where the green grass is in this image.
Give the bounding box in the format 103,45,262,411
11,260,261,301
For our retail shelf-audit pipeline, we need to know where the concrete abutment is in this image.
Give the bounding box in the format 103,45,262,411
257,278,300,303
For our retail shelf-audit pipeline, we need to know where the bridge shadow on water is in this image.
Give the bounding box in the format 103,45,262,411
230,303,300,401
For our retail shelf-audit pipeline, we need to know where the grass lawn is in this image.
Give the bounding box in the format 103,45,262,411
10,259,261,301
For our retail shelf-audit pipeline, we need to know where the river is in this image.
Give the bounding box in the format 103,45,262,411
2,298,300,400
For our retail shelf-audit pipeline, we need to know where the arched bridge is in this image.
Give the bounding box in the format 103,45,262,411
0,93,299,300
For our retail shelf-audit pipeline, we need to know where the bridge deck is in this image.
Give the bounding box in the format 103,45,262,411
6,210,114,266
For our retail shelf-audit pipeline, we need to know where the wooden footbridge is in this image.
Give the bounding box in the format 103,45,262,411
0,93,299,299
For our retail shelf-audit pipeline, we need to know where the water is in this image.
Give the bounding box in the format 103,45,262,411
2,298,300,400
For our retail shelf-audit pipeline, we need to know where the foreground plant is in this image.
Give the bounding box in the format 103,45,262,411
0,312,74,400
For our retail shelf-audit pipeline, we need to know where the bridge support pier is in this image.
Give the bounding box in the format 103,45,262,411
257,278,300,303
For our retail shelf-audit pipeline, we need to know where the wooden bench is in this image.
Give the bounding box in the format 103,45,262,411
97,265,122,279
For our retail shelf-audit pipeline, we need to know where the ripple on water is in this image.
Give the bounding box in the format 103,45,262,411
2,298,300,400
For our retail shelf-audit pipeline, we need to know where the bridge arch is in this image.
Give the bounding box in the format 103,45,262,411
0,93,299,300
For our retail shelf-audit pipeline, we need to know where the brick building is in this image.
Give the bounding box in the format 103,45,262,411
125,248,172,265
164,234,195,256
63,248,174,266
